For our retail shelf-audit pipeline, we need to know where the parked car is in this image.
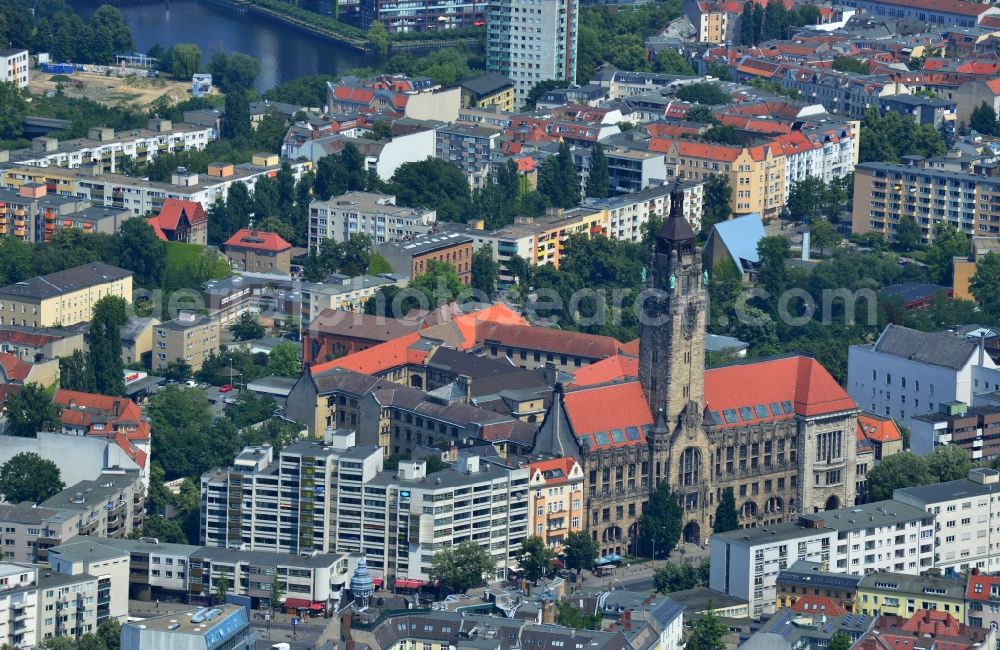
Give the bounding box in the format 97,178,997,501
219,384,234,393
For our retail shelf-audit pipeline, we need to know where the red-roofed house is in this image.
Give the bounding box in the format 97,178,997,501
858,611,995,650
856,413,903,459
967,573,1000,630
0,352,59,386
51,388,151,475
528,457,585,550
147,199,208,245
223,228,293,274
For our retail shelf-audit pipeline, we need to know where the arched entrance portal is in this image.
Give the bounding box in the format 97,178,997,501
683,521,700,545
825,495,840,510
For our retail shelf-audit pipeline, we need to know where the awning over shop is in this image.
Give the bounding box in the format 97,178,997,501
372,577,383,586
284,598,311,609
395,579,421,589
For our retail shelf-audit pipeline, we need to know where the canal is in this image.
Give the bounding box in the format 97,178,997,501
67,0,369,92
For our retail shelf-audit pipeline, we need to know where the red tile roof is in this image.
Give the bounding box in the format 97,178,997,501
151,199,207,231
986,78,1000,95
0,353,32,382
790,595,849,616
52,389,150,441
310,331,427,376
570,354,638,387
704,356,856,428
857,413,902,443
475,322,627,359
528,457,580,485
966,573,1000,601
224,228,292,253
563,381,653,449
872,0,991,17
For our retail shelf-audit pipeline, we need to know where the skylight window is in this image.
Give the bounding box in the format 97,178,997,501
739,406,754,421
723,409,738,424
755,405,769,419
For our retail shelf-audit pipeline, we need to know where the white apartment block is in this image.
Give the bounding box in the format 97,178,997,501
0,564,37,648
894,468,1000,573
711,499,935,618
848,324,1000,432
3,122,215,172
584,179,705,241
486,0,579,109
0,49,29,89
710,523,836,618
782,125,859,202
202,433,530,584
308,191,437,251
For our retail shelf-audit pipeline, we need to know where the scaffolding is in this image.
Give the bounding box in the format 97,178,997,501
114,53,159,69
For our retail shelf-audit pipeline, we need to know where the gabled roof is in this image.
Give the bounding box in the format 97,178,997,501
309,332,426,376
224,228,292,253
562,381,653,449
475,322,627,360
150,198,207,232
710,213,765,273
704,355,856,428
966,573,1000,601
857,413,902,444
789,595,849,617
570,354,638,387
870,324,977,371
0,353,32,382
528,457,580,485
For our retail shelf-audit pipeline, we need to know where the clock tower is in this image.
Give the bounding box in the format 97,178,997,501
638,179,706,441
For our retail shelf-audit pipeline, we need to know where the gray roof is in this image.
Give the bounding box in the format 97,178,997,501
665,586,747,612
459,73,514,97
893,472,998,504
798,499,930,532
879,282,952,305
0,262,132,300
776,560,862,591
0,502,63,525
50,539,131,563
713,521,829,546
870,324,977,371
41,473,140,512
857,571,965,598
120,317,159,342
158,313,214,331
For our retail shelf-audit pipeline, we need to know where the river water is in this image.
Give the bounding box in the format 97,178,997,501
67,0,368,91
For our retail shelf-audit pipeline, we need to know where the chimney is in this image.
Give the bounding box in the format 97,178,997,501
112,400,120,417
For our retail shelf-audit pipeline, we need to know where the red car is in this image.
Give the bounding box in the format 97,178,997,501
219,384,234,393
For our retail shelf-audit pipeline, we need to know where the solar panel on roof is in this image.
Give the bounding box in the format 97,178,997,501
781,400,793,414
739,406,753,421
723,409,738,423
754,405,769,418
595,432,610,446
610,429,625,443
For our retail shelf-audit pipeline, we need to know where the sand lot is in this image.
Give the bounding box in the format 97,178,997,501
29,71,199,108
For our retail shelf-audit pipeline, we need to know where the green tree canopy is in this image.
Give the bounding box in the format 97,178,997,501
91,296,128,396
430,541,496,592
229,312,265,341
471,244,499,300
638,481,683,557
265,342,301,377
831,57,869,74
894,215,923,253
675,82,731,105
702,174,732,234
865,451,935,501
538,141,581,209
0,452,64,503
563,530,600,575
586,142,612,199
5,383,60,438
116,219,166,288
653,560,709,593
0,81,27,140
970,102,1000,136
827,633,852,650
517,536,556,582
389,158,471,222
971,252,1000,318
859,107,946,164
685,606,728,650
171,43,202,79
713,487,739,533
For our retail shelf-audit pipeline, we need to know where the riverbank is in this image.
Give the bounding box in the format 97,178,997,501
201,0,482,55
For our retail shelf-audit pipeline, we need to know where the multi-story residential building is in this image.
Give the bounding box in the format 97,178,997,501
2,121,214,172
486,0,579,109
358,0,486,31
893,468,1000,572
153,312,220,373
146,198,208,245
285,130,437,176
750,605,878,649
967,573,1000,630
856,571,967,619
46,538,130,628
911,402,1000,462
202,434,529,584
120,317,159,368
35,570,107,642
300,274,406,324
682,0,739,44
848,324,1000,432
223,228,293,275
584,179,705,241
851,162,1000,245
326,75,461,123
308,192,437,252
799,500,936,576
836,0,999,28
41,472,145,542
0,48,28,89
491,207,607,269
0,156,310,217
0,563,37,648
0,184,135,243
604,148,669,195
435,124,502,187
0,504,80,563
527,458,585,551
375,232,475,285
878,95,958,128
778,126,859,203
775,560,862,612
0,262,132,328
710,523,837,618
458,73,515,112
121,605,255,650
0,325,84,363
651,139,786,219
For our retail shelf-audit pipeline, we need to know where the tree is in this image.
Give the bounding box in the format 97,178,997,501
215,567,229,604
926,221,968,285
90,296,129,396
556,600,601,630
865,452,934,501
430,541,496,592
265,342,301,377
270,575,286,610
230,312,265,341
702,174,732,234
787,177,826,223
0,452,64,503
538,141,581,209
0,82,27,140
59,350,95,393
653,562,704,593
222,89,252,140
970,102,1000,136
171,43,202,79
524,79,569,110
389,158,471,222
926,444,972,483
211,52,260,93
894,215,922,253
831,57,869,74
638,482,683,557
563,530,600,575
517,536,556,582
140,516,188,544
859,107,946,164
675,82,730,105
116,219,166,288
827,633,852,650
5,383,61,438
654,50,695,75
410,260,466,307
97,618,122,650
713,487,739,533
471,244,499,300
367,21,390,59
810,218,841,255
587,143,612,199
685,606,728,650
972,253,1000,318
163,358,193,383
756,236,790,299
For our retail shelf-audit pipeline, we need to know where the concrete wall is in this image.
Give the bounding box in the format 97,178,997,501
0,432,140,487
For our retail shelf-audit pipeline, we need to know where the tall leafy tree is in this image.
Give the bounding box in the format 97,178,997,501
538,142,581,209
925,221,968,285
894,215,922,253
116,219,167,288
90,296,129,396
587,143,612,199
471,244,499,300
563,531,599,575
265,343,301,377
713,487,739,533
59,350,95,393
756,236,790,299
638,481,683,557
517,536,555,583
685,606,728,650
222,89,252,140
970,102,1000,136
701,174,732,234
0,452,64,503
389,158,471,222
5,383,61,437
431,541,496,592
865,452,934,501
0,82,27,140
170,43,202,79
971,252,1000,318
